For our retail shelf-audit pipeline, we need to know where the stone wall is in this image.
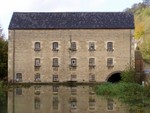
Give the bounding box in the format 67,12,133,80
8,29,133,83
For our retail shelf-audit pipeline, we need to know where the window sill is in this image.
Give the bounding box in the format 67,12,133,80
89,65,96,67
34,49,41,51
52,65,59,67
107,65,114,68
35,80,41,82
52,49,59,51
15,80,22,82
69,48,77,51
70,65,77,67
107,49,114,52
89,49,96,51
53,80,59,82
34,65,41,67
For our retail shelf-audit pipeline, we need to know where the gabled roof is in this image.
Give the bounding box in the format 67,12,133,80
9,12,134,29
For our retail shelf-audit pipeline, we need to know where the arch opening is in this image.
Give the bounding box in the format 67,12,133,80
107,73,121,83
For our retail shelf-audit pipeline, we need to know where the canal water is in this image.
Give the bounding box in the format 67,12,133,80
0,85,132,113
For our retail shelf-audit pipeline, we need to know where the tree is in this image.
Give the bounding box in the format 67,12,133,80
0,26,8,80
140,38,150,63
134,22,144,39
143,0,150,6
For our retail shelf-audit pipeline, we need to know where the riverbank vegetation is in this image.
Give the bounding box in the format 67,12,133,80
95,82,150,112
95,65,150,112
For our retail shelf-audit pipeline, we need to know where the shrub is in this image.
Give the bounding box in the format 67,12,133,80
121,66,136,83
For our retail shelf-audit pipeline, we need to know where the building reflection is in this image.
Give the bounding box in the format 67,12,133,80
8,85,127,113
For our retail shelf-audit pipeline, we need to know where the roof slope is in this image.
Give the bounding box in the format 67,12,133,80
9,12,134,29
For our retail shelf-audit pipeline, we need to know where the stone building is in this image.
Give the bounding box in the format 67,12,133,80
8,12,134,83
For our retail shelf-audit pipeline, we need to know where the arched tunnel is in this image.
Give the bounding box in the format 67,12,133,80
107,72,122,83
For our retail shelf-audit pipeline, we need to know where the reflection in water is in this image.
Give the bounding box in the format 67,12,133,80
8,85,127,113
107,98,114,111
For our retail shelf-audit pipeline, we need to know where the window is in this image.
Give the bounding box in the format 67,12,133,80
52,58,59,67
53,42,59,51
34,42,40,51
53,75,59,82
53,96,59,110
35,73,41,82
89,96,95,110
71,58,77,67
71,75,77,81
70,87,77,94
107,99,114,110
107,58,114,67
53,86,59,93
34,86,41,95
89,42,95,51
89,58,95,67
70,97,77,110
35,97,40,110
35,58,40,67
89,73,95,82
16,88,22,95
107,42,113,51
70,42,77,51
16,73,22,82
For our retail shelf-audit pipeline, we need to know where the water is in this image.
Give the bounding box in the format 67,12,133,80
0,85,131,113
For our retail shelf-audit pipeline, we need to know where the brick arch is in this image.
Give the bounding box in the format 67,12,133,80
105,71,122,82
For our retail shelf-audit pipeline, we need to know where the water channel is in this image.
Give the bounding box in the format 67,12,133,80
0,85,133,113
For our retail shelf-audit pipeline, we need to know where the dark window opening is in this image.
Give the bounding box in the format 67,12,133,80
53,42,59,51
107,73,121,83
35,42,41,51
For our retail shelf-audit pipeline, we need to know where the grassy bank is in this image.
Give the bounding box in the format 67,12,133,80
95,82,150,112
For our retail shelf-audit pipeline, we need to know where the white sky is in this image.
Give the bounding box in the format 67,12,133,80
0,0,142,38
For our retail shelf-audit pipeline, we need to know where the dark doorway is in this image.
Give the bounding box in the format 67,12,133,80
107,73,121,83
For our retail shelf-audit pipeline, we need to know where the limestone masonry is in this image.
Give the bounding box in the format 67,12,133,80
8,12,135,83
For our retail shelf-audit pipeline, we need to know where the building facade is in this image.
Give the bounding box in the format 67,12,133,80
8,12,134,83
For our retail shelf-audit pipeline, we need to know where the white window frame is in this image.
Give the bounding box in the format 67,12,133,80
34,42,41,51
89,42,96,51
35,58,41,67
106,41,114,51
52,58,59,67
70,42,77,51
71,58,77,67
107,58,114,67
89,58,95,67
52,42,59,51
35,73,41,82
16,73,22,82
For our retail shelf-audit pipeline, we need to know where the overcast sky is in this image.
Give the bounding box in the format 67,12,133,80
0,0,142,38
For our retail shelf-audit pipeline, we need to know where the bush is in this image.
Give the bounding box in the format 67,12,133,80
121,66,136,83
